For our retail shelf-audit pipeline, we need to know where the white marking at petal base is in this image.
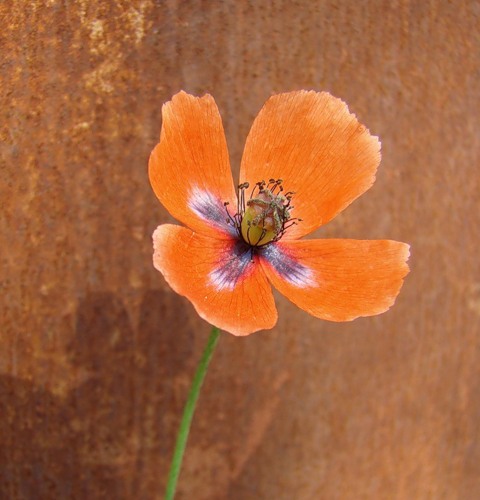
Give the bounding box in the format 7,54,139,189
188,186,233,233
188,187,218,220
262,244,316,288
208,242,252,291
208,268,236,291
284,264,316,288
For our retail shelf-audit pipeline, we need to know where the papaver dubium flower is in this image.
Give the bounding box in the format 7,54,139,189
149,91,409,336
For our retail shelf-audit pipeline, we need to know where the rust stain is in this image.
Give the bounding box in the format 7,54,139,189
231,371,290,480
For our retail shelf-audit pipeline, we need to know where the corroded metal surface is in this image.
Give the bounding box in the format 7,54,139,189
1,1,479,498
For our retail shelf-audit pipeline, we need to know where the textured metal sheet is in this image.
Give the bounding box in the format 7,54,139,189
1,1,479,498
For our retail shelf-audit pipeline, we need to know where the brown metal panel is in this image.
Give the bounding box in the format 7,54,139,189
1,1,479,498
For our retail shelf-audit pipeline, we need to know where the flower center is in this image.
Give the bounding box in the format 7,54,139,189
224,179,301,247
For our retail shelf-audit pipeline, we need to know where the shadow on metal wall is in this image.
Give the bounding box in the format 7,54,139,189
0,289,194,498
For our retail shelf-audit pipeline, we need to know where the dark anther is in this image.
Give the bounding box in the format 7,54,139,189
225,178,302,247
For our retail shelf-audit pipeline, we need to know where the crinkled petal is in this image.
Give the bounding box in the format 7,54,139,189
149,91,237,239
153,224,277,336
240,91,381,238
260,239,410,321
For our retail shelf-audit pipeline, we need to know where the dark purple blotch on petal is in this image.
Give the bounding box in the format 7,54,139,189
260,244,314,287
188,188,237,235
209,240,253,290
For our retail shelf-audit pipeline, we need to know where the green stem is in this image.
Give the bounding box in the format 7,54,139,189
164,326,221,500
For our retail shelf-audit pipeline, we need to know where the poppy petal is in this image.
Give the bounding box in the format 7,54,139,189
153,224,277,336
240,91,381,239
149,91,237,239
260,239,410,321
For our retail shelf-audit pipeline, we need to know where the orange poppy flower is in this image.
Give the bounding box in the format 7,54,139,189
149,91,410,336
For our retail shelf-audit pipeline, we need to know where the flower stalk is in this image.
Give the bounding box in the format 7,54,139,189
164,326,221,500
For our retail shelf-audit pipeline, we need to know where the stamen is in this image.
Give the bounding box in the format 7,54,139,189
223,179,301,248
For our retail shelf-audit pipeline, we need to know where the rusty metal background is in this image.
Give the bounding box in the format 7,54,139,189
1,1,479,498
